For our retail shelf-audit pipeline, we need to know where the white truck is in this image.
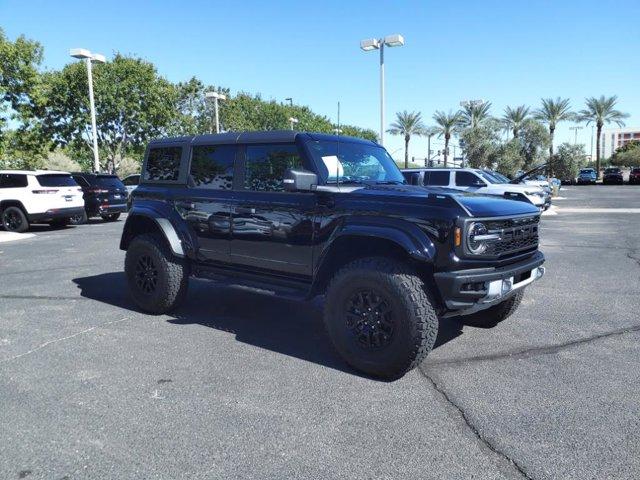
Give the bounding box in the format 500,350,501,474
0,170,85,232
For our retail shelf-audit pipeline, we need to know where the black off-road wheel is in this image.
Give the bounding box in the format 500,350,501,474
125,233,189,314
101,213,121,222
324,257,439,380
1,206,29,233
461,290,525,328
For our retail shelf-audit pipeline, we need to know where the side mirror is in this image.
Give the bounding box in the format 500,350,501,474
283,168,318,192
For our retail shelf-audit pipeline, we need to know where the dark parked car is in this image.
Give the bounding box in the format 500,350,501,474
602,167,623,185
629,167,640,185
576,168,597,185
120,131,545,380
71,173,128,223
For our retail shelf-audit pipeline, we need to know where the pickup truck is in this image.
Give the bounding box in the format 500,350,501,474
120,132,545,379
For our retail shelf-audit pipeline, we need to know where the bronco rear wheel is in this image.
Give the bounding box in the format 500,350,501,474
324,257,439,380
125,233,189,314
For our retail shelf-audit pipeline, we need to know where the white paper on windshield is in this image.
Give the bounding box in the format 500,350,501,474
321,155,344,178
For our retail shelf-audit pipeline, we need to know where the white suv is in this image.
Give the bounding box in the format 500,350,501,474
0,170,85,232
402,168,547,210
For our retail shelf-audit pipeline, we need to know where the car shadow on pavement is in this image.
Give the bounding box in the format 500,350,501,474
73,272,465,379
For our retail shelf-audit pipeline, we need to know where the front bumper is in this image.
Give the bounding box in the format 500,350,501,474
434,251,545,317
28,206,86,223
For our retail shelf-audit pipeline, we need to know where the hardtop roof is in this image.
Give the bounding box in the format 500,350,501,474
148,131,379,147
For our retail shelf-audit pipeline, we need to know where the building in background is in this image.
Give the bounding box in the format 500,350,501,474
601,127,640,158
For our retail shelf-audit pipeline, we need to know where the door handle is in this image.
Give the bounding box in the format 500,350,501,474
236,206,256,214
175,201,195,210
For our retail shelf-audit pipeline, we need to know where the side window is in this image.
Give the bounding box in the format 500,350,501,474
244,144,304,192
123,175,140,186
144,146,182,182
425,171,450,186
0,174,28,188
455,171,484,187
189,145,236,190
402,172,421,185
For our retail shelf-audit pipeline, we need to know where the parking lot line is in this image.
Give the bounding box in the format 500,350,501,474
555,208,640,213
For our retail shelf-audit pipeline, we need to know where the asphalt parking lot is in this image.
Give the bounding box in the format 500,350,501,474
1,186,639,480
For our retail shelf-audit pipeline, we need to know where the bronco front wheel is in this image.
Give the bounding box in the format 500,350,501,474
324,257,439,380
125,233,189,314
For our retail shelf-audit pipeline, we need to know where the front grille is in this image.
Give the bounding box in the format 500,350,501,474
465,215,539,258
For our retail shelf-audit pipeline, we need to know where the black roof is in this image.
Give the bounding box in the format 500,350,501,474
149,131,378,147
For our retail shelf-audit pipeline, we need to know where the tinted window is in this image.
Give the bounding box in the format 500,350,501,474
456,171,484,187
144,147,182,182
36,174,78,187
73,175,91,187
95,176,125,189
0,174,28,188
425,171,450,186
403,172,421,185
123,175,140,186
190,145,236,190
244,144,303,192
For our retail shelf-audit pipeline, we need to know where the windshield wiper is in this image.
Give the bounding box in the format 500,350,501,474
375,180,406,185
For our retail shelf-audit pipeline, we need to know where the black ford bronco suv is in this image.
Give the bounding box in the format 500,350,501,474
120,131,545,379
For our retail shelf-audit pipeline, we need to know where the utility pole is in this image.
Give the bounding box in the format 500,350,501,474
569,126,583,145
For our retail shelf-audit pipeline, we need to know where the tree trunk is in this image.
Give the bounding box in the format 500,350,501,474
549,125,555,160
596,123,602,179
444,134,450,167
404,134,410,169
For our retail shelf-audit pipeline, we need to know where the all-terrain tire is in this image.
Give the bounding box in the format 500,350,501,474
1,206,29,233
125,233,189,314
69,210,88,225
323,257,439,380
461,290,524,328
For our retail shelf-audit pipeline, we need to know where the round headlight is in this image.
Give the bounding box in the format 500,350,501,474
467,222,489,255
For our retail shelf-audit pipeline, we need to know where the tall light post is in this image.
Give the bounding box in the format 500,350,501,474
285,97,293,107
70,48,106,173
360,34,405,146
205,91,226,133
569,126,583,145
289,117,299,130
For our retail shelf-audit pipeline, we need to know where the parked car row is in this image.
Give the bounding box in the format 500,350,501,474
574,167,638,185
0,169,140,233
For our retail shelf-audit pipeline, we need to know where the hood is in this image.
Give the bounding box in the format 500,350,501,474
511,163,547,184
352,184,540,217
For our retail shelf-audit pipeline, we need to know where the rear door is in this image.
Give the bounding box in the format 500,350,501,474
173,143,236,264
94,175,128,209
34,174,83,209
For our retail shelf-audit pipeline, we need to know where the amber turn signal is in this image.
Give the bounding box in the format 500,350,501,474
454,227,461,247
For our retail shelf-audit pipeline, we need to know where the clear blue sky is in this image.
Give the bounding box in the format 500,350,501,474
2,0,639,160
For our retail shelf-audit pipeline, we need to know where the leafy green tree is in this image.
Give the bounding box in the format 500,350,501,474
533,97,574,161
610,140,640,167
577,95,629,176
459,102,492,129
491,139,525,178
517,119,550,168
39,54,177,173
551,143,586,180
386,110,426,168
459,119,501,169
433,110,463,167
169,77,229,135
501,105,529,138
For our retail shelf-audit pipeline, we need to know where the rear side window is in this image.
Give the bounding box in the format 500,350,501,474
403,172,421,185
144,146,182,182
455,171,484,187
123,175,140,186
425,171,450,186
0,174,28,188
73,175,91,187
244,144,304,192
36,174,78,187
189,145,236,190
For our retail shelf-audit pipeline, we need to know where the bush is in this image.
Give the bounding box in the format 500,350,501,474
44,150,82,172
116,156,141,178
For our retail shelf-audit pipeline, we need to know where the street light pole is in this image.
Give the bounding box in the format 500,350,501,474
70,48,106,173
285,97,293,107
205,91,227,133
569,126,583,145
360,34,405,146
289,117,299,130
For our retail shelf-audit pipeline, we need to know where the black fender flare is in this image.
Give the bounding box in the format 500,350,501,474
120,206,188,257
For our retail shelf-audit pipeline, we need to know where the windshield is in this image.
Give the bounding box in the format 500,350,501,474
95,176,125,189
605,168,620,174
478,171,505,184
307,140,405,185
579,169,594,175
36,174,78,187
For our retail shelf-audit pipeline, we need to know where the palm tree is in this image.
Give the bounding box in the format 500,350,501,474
422,126,439,165
577,95,629,177
387,110,426,168
460,102,492,129
502,105,530,138
433,110,463,167
533,97,574,160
